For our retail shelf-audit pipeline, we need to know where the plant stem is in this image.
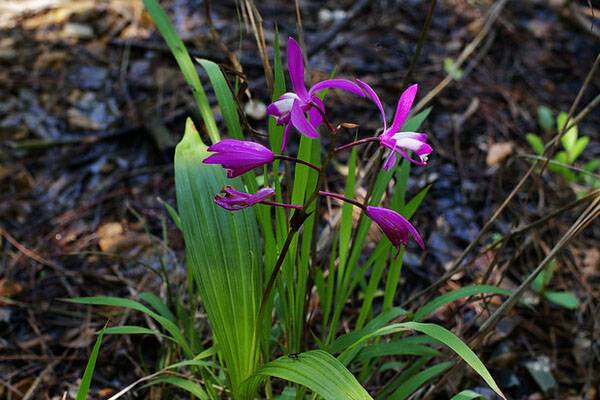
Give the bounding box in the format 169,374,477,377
274,154,321,172
334,137,379,153
260,200,303,210
318,191,366,210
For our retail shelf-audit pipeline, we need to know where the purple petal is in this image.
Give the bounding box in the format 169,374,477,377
290,101,319,138
309,79,365,97
280,123,292,152
287,37,309,101
308,96,325,128
382,151,397,171
389,84,418,134
356,79,387,131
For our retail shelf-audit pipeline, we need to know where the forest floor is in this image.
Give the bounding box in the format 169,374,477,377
1,0,599,399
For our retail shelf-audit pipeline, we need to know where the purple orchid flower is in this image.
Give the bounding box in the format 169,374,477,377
203,139,274,178
266,37,365,150
365,206,425,251
356,80,432,170
214,186,275,211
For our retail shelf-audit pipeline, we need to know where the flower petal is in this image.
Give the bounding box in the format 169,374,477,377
309,79,365,97
356,79,387,131
290,100,319,138
280,123,292,152
382,151,397,171
308,96,325,128
389,84,418,134
287,37,309,100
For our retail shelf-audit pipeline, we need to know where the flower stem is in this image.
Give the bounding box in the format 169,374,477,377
274,155,321,172
260,200,303,210
318,191,366,211
334,136,379,153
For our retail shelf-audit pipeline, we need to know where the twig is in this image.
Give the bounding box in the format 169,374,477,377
413,0,509,113
401,0,437,91
402,51,600,308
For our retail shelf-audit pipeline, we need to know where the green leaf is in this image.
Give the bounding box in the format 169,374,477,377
583,159,600,173
67,296,192,356
444,58,463,80
412,285,511,322
537,106,553,133
390,361,453,400
355,341,440,363
544,291,579,309
139,292,177,323
175,118,261,398
158,198,182,230
142,0,219,143
402,184,430,220
244,350,373,400
451,389,485,399
196,58,242,138
76,325,106,400
340,322,505,399
569,136,589,163
557,112,578,154
145,376,209,399
401,322,505,399
526,133,545,155
103,325,162,336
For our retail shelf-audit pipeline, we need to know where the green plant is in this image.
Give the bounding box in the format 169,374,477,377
530,259,579,310
69,2,510,399
526,106,599,188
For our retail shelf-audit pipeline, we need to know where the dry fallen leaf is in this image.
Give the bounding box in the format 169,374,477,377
0,278,22,299
486,142,514,167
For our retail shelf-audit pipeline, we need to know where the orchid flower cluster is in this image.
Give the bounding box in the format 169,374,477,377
204,37,432,251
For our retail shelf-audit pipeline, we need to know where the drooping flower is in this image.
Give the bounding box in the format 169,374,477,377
214,186,275,211
365,206,425,251
203,139,274,178
267,37,365,150
356,80,432,170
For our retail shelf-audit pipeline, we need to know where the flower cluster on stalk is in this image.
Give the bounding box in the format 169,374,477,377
203,37,432,251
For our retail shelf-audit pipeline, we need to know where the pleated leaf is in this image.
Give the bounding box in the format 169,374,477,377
175,118,261,398
244,350,373,400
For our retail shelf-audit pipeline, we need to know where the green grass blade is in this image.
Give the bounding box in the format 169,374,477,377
451,389,485,399
142,0,219,143
337,321,505,399
68,296,193,356
139,292,177,323
412,285,511,322
145,376,209,399
76,325,106,400
355,342,440,363
339,146,358,271
390,361,453,400
244,350,373,400
175,118,261,398
104,325,162,336
196,58,242,138
400,322,505,399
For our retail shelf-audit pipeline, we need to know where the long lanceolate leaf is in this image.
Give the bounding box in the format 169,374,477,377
143,0,220,143
175,119,261,398
243,350,373,400
337,321,506,399
76,325,106,400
